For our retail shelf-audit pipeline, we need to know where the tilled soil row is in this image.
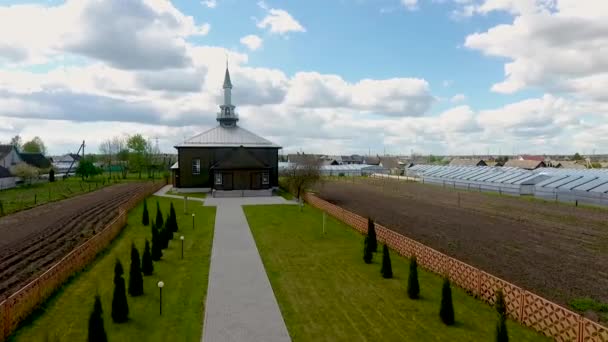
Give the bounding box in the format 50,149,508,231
316,179,608,312
0,183,152,301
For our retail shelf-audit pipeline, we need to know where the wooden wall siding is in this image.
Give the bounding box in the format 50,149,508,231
0,182,165,341
304,193,608,342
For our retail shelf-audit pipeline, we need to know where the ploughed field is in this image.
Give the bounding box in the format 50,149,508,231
0,183,152,301
316,178,608,314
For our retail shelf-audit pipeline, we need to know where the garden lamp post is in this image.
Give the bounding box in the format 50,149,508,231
192,213,195,230
157,281,164,315
180,235,184,259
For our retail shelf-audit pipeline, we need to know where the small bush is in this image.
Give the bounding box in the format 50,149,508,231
407,257,420,299
367,218,377,252
141,239,154,275
128,243,144,296
439,278,455,326
363,236,373,264
49,169,55,183
151,221,163,261
155,201,164,228
380,245,393,278
142,199,149,226
495,289,506,317
88,295,107,342
111,259,129,323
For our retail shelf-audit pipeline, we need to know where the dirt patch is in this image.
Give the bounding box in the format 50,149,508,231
0,183,153,301
316,178,608,318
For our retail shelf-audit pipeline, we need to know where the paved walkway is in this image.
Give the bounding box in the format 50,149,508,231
153,185,206,202
202,196,295,342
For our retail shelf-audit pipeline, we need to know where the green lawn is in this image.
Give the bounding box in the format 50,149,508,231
0,173,150,217
166,190,207,199
11,197,215,342
244,205,549,342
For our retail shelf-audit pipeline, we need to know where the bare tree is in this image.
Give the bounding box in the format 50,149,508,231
283,155,321,199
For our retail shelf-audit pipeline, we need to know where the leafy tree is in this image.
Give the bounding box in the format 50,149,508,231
142,199,149,226
127,134,148,179
10,135,22,151
282,154,321,199
141,239,154,275
49,168,55,182
573,152,583,161
407,256,420,299
117,148,130,179
496,314,509,342
76,158,102,180
10,163,39,185
367,218,377,252
380,244,393,278
439,278,455,325
111,259,129,323
495,289,506,317
22,136,47,155
128,243,144,296
363,236,373,264
88,295,108,342
155,201,164,228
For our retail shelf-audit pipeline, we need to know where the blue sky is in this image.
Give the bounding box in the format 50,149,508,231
0,0,606,156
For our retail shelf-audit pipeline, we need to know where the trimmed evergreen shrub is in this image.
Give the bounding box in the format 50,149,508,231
159,225,169,249
495,289,506,317
380,245,393,278
141,239,154,276
169,202,178,232
111,259,129,323
155,201,164,228
363,236,373,264
407,256,420,299
496,314,509,342
151,221,163,261
88,295,107,342
367,218,377,252
166,217,174,241
128,243,144,296
142,199,149,226
49,169,55,183
439,278,455,325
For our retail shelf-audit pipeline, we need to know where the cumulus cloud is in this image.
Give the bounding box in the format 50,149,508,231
201,0,217,8
257,8,306,35
240,35,263,51
0,0,210,69
450,94,466,103
463,0,608,99
401,0,419,11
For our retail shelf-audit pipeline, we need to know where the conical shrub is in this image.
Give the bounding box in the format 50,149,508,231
88,295,107,342
363,236,373,264
111,259,129,323
495,289,506,317
169,202,178,232
380,245,393,278
367,218,377,252
407,256,420,299
151,222,163,261
141,239,154,275
128,243,144,296
439,278,455,325
155,201,164,228
142,199,149,226
496,314,509,342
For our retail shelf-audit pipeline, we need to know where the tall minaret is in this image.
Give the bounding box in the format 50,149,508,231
217,63,238,127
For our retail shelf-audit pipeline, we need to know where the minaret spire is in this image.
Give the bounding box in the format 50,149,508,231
217,61,238,127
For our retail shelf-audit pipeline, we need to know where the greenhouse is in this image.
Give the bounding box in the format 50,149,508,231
406,165,608,206
279,162,388,176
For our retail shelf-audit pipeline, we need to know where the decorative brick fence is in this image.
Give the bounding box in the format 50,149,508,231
0,181,165,341
304,193,608,342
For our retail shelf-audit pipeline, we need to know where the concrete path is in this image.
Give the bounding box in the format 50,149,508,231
153,185,205,202
202,196,295,342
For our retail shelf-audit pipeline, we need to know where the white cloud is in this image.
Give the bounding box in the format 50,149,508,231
201,0,217,8
240,35,263,51
450,94,466,103
401,0,419,11
257,9,305,35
